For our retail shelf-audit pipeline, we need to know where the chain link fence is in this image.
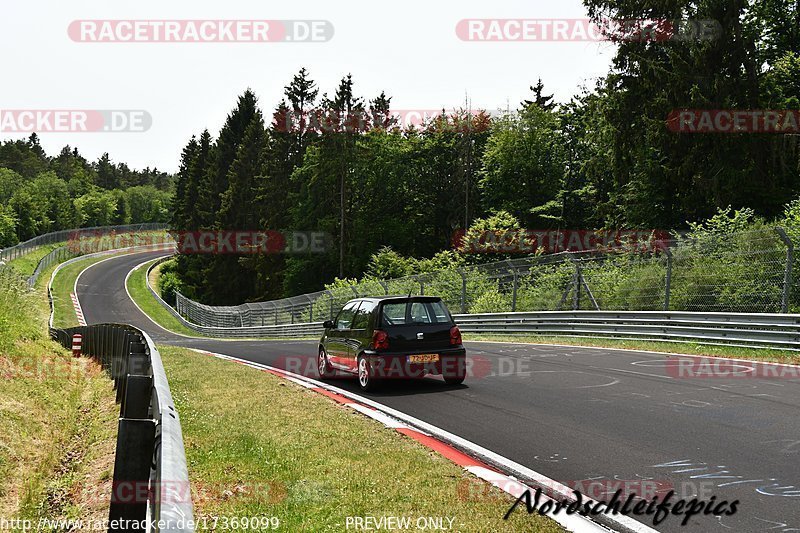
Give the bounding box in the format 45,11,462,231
173,227,799,327
0,222,169,263
0,223,173,289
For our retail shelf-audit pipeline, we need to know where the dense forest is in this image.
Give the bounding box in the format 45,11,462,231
168,1,800,304
0,135,173,246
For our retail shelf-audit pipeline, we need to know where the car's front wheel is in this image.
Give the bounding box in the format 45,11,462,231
357,355,378,391
318,347,335,379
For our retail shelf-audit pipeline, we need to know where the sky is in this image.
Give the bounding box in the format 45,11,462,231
0,1,616,172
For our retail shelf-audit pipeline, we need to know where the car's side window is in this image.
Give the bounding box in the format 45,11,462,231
335,302,359,330
351,301,375,329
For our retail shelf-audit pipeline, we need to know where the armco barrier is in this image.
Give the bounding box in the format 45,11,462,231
452,311,800,350
51,324,194,532
145,257,800,348
144,258,324,338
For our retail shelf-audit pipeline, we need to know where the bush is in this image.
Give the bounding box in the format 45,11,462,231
157,261,184,306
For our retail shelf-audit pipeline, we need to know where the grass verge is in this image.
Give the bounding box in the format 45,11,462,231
49,255,123,329
126,259,199,337
465,334,800,364
160,346,561,532
5,243,62,278
0,270,117,523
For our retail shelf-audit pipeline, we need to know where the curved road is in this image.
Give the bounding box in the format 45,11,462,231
77,250,800,532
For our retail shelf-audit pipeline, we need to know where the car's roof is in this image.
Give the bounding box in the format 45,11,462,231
351,295,443,303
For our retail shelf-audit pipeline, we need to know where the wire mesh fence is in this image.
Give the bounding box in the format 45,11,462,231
27,246,74,288
173,226,800,327
0,222,169,263
0,223,173,290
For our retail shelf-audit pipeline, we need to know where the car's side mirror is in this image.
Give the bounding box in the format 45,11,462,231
323,320,334,329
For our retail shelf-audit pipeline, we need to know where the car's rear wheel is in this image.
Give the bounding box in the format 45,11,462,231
357,355,378,391
443,359,466,386
318,347,335,379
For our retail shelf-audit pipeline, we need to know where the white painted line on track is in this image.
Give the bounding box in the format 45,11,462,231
192,348,663,533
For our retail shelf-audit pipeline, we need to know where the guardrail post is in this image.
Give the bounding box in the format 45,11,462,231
663,248,673,311
108,418,156,528
121,375,153,419
112,331,132,396
776,227,794,313
458,268,467,313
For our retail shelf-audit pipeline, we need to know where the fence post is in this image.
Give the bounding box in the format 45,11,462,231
506,260,518,312
663,248,673,311
573,260,581,310
379,280,389,295
325,291,334,320
776,227,793,313
306,295,314,322
414,275,424,295
458,268,467,313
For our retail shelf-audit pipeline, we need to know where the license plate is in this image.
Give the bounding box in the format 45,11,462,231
409,354,440,363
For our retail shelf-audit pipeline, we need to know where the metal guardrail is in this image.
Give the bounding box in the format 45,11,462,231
42,245,193,531
452,311,800,350
146,257,323,338
173,227,800,325
50,324,194,532
148,257,800,348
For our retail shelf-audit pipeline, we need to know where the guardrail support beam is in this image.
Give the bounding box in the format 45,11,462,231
108,418,156,527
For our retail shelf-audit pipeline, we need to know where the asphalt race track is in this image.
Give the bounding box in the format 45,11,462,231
76,250,800,532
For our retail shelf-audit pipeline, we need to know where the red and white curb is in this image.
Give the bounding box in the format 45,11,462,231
70,292,87,326
192,349,658,533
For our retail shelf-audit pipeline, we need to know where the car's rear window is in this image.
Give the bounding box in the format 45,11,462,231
381,300,451,326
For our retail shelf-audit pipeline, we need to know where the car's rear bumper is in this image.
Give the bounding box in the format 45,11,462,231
361,347,466,378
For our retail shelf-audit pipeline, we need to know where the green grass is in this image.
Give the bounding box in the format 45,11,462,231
0,268,117,523
126,259,200,337
465,334,800,364
5,243,62,278
160,346,561,532
5,230,171,280
129,260,318,341
49,255,126,329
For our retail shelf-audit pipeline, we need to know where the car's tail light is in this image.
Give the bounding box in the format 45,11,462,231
372,330,389,350
450,326,462,345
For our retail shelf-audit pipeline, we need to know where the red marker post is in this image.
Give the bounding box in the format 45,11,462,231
71,334,83,357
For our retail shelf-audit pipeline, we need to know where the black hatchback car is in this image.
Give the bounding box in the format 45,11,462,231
318,296,466,391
